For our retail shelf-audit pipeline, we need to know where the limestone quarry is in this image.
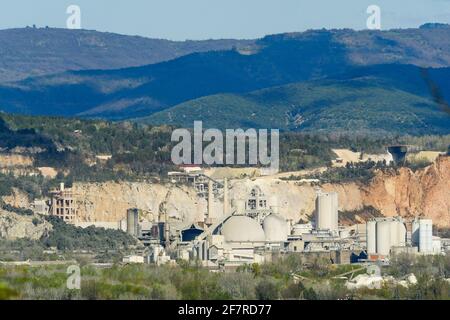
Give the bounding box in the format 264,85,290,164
70,156,449,228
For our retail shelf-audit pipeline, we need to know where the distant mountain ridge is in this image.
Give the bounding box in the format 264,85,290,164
0,27,254,82
0,26,450,134
140,64,450,134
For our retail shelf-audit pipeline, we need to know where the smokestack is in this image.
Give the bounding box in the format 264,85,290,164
207,180,213,221
60,183,65,192
223,178,229,216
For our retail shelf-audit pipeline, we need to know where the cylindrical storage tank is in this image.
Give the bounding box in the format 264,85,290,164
412,219,420,247
419,219,433,253
263,214,289,242
127,209,139,236
390,220,399,248
332,193,339,231
376,221,391,256
397,222,407,247
366,220,377,255
316,192,338,232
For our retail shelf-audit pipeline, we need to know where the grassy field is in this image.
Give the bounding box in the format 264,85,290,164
0,254,448,300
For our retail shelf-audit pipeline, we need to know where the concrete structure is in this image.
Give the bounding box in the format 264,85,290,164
315,191,339,233
366,217,407,257
287,240,305,252
127,208,140,237
291,223,313,236
391,246,419,256
419,219,433,254
139,181,371,268
147,245,175,265
31,200,49,216
220,215,266,244
432,237,442,254
263,214,289,243
366,220,377,255
376,221,392,256
245,186,271,223
49,183,78,223
123,255,145,264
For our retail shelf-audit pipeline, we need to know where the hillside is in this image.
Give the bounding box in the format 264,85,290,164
142,65,450,134
0,27,253,83
1,26,450,123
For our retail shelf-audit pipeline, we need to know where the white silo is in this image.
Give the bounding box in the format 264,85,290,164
390,220,399,247
316,192,338,232
263,214,289,242
376,221,392,256
366,220,377,255
127,208,139,237
419,219,433,253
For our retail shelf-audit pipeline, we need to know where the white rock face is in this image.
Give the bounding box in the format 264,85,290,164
0,210,52,240
73,182,208,224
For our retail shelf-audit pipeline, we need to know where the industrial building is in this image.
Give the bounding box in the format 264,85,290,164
366,217,407,258
366,217,443,260
58,172,442,268
412,218,440,254
121,184,371,268
49,183,78,223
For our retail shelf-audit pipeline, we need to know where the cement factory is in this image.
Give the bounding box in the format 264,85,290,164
38,170,447,269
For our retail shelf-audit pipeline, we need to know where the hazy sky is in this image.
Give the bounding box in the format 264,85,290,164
0,0,449,40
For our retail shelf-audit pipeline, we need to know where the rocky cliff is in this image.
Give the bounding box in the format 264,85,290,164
72,182,207,224
358,156,450,227
0,210,52,240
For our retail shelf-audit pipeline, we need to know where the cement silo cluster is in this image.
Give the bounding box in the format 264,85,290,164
315,192,339,233
366,218,406,257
